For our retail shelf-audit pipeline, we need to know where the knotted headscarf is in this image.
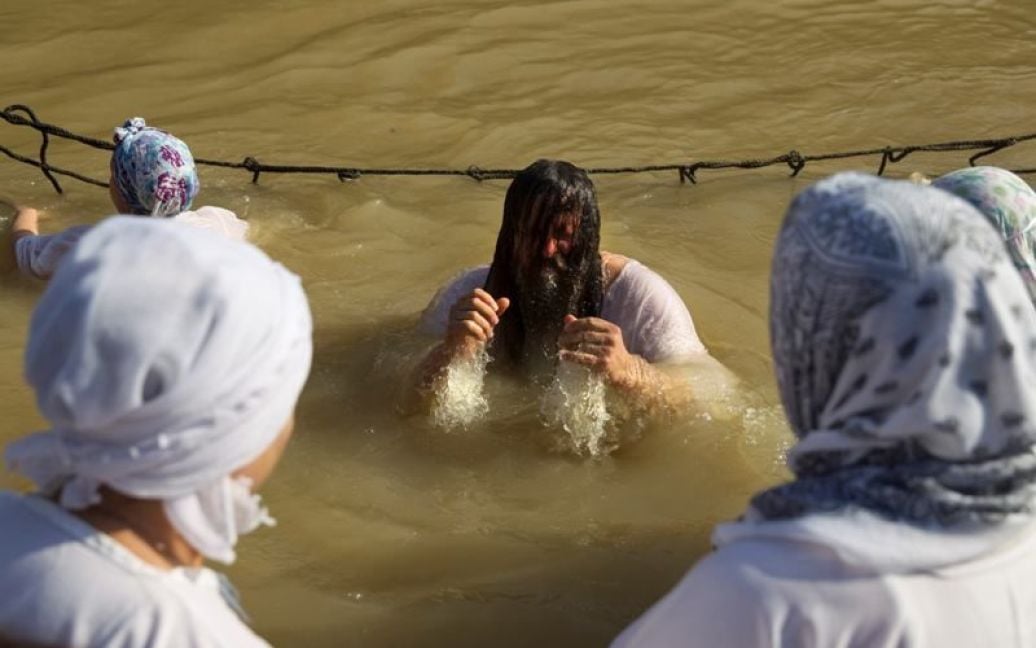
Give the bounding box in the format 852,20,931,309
933,166,1036,306
111,117,199,217
754,172,1036,527
5,217,312,562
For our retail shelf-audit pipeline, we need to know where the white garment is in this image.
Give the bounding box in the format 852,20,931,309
420,259,706,362
612,511,1036,648
0,491,269,648
13,206,248,279
174,206,249,241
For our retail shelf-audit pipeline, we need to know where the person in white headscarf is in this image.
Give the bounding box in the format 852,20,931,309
11,117,248,280
0,217,311,648
612,172,1036,648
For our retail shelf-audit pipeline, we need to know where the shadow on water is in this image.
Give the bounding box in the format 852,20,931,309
253,522,716,648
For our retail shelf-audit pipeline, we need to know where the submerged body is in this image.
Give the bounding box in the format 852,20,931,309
412,160,736,431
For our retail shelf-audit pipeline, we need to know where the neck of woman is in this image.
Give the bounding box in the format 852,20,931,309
74,486,203,570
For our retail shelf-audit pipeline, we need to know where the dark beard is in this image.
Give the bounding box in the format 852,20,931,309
515,262,583,380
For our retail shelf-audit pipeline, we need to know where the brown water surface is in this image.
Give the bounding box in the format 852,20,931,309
0,1,1034,645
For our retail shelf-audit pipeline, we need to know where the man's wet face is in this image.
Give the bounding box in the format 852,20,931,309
514,212,586,369
517,213,578,276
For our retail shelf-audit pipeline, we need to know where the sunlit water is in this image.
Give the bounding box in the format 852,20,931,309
0,0,1034,645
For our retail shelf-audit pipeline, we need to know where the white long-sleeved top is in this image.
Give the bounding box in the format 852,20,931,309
0,491,269,648
420,259,707,362
14,206,248,279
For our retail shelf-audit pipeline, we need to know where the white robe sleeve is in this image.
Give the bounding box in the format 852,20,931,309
14,225,93,279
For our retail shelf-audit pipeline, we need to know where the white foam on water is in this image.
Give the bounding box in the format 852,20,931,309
431,346,490,430
540,360,612,457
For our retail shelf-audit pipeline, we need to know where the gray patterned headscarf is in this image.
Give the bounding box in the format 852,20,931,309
754,172,1036,526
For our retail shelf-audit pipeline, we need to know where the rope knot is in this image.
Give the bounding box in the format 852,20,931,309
242,157,262,184
678,165,698,184
786,150,806,177
466,165,486,182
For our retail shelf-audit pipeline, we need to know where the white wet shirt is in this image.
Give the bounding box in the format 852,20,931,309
420,259,707,361
0,491,270,648
611,510,1036,648
13,206,248,279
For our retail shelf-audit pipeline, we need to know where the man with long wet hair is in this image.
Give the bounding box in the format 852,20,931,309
414,159,715,409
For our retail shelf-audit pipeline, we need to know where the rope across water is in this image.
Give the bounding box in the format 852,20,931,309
1,104,1034,194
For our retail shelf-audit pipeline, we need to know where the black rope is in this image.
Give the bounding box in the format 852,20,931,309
1,104,1034,194
4,104,65,193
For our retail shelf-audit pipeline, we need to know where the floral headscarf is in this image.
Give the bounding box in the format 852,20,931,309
754,172,1036,527
933,166,1036,306
111,117,199,217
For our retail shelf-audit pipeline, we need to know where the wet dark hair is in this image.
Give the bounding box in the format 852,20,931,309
484,159,604,367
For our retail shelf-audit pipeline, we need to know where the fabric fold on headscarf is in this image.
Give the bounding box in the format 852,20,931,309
5,216,312,563
753,172,1036,528
164,475,276,564
112,117,199,217
933,166,1036,306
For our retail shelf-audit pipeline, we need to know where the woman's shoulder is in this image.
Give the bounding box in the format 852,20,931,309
611,545,782,648
174,206,249,241
613,538,900,648
0,493,267,647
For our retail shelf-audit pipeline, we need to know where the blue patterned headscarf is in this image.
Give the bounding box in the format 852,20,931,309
754,172,1036,527
111,117,199,217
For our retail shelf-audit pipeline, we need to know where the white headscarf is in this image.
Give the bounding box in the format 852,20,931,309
754,172,1036,527
5,217,312,563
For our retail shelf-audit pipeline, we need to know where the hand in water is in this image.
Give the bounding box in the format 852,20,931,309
445,288,510,354
558,315,637,388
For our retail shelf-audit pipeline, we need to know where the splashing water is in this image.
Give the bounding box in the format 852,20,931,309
541,360,612,456
431,346,490,430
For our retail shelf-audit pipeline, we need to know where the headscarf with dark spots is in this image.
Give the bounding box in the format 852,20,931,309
754,172,1036,526
484,160,603,374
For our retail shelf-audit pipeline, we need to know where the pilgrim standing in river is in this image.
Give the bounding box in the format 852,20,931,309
11,117,248,280
412,158,734,417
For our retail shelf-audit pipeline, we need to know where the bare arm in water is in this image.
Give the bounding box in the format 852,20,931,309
557,315,738,417
9,205,39,265
405,288,510,410
11,205,39,240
